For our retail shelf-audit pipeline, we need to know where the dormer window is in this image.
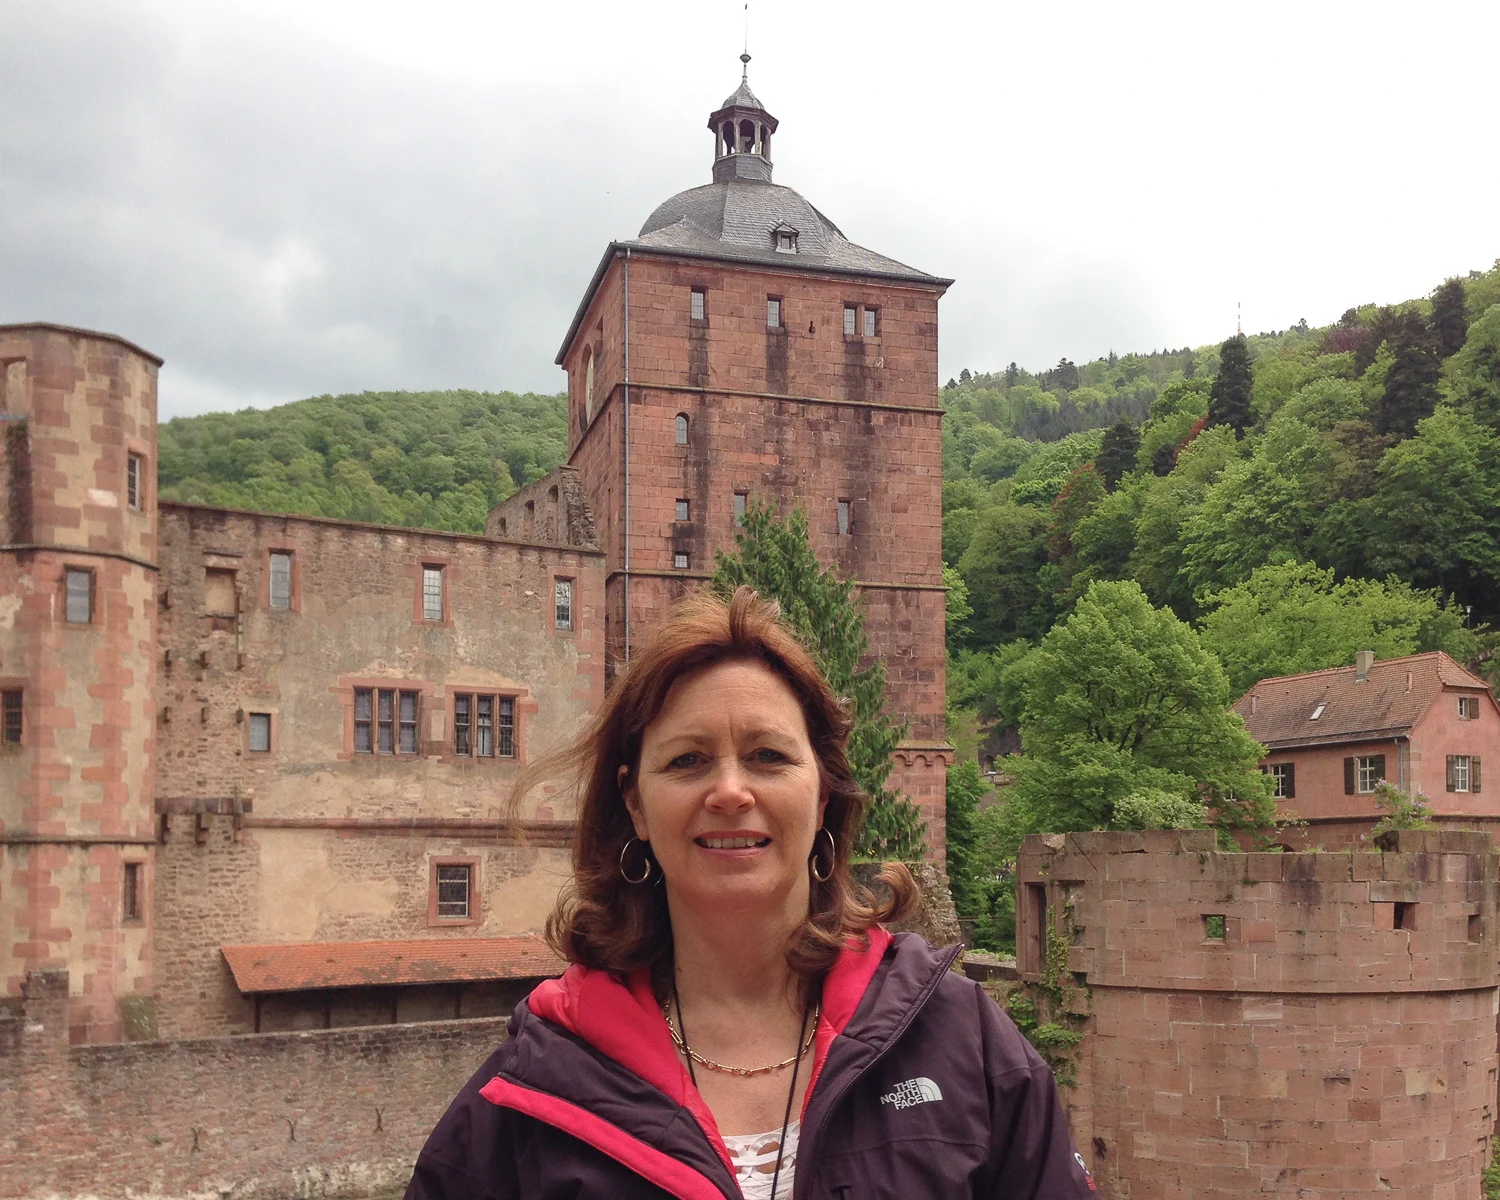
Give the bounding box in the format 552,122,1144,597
772,224,798,254
1310,703,1327,721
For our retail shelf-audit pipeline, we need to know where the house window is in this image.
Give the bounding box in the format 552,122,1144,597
2,690,21,746
248,713,272,753
775,230,797,253
354,688,419,755
1459,695,1480,720
122,862,141,923
1309,703,1327,721
1269,762,1295,800
675,413,689,445
837,500,852,536
435,864,472,920
1356,755,1383,794
1448,755,1481,794
454,694,516,758
864,307,878,337
733,493,747,526
690,289,706,321
554,578,573,630
767,297,782,329
422,566,444,621
65,568,93,624
675,498,690,522
844,306,858,337
674,552,690,570
268,552,293,609
127,453,144,510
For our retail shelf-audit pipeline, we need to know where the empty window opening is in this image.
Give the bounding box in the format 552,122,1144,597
583,347,595,422
738,118,755,153
1459,695,1480,720
844,306,857,336
767,297,782,329
2,690,22,746
674,552,690,570
675,498,690,522
1469,913,1483,943
1393,902,1414,931
436,864,471,920
837,500,851,536
733,492,747,527
422,566,444,621
1203,914,1227,941
123,862,141,923
63,568,94,624
554,579,573,630
269,552,293,609
675,413,690,445
1025,884,1048,976
127,453,144,510
248,713,272,753
864,307,878,338
690,289,706,321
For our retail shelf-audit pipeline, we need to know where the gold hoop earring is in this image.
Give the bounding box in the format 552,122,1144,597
619,837,654,884
810,827,835,883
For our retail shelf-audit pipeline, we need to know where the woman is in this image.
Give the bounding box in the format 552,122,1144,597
406,587,1094,1199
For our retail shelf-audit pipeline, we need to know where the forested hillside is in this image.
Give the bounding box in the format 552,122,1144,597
158,388,568,533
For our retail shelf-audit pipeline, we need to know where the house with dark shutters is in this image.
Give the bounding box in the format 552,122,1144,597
1234,651,1500,847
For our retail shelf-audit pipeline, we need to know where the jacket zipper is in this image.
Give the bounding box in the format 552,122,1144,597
792,943,964,1198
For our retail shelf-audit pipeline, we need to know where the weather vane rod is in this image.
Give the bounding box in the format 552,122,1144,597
742,3,750,77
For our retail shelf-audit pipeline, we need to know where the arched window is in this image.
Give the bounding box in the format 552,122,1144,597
675,413,689,445
583,347,595,423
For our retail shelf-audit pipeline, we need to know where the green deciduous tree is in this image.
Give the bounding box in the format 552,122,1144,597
710,500,926,859
1207,333,1254,437
1445,304,1500,428
957,501,1050,647
999,581,1274,848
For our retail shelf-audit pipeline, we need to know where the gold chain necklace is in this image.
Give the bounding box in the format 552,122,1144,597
662,1002,819,1078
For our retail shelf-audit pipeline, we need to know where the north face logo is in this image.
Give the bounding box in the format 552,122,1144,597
879,1077,943,1109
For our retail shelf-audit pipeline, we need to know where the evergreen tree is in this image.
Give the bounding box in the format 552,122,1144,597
944,759,987,919
711,500,927,859
1206,333,1253,437
1374,313,1440,439
1151,441,1178,476
1430,278,1469,360
1095,418,1141,490
959,368,972,383
1004,362,1020,388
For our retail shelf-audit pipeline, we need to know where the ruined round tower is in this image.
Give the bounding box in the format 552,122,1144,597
0,324,161,1043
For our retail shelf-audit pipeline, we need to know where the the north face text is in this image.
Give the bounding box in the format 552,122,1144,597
879,1077,943,1109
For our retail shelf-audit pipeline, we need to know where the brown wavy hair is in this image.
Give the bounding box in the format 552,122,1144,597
517,585,916,996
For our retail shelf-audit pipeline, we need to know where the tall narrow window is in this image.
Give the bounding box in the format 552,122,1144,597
422,566,444,621
248,712,271,752
269,552,293,610
399,691,419,754
1269,762,1295,799
2,690,21,745
127,453,143,510
675,413,689,445
354,689,373,753
65,569,93,624
837,500,851,536
476,695,494,758
435,864,471,920
675,498,690,522
690,289,706,321
864,307,878,338
734,492,747,526
767,297,782,329
498,696,515,758
122,863,141,922
454,694,472,756
554,579,573,630
378,690,395,754
844,305,857,336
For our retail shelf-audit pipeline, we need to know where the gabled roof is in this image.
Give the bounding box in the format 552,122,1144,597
1234,651,1490,751
221,935,563,994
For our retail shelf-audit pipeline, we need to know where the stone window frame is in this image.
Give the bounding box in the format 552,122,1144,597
843,304,858,337
203,566,239,617
690,287,707,323
428,855,482,928
675,498,691,523
246,710,276,754
552,575,575,633
63,565,96,626
409,556,455,627
733,492,748,527
451,691,521,761
837,499,852,537
766,296,783,330
336,678,434,760
123,434,151,513
674,551,691,570
863,306,879,338
121,858,146,925
675,413,690,446
1,682,23,751
126,452,144,511
266,548,300,612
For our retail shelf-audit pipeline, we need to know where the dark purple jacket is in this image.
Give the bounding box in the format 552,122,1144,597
405,930,1095,1199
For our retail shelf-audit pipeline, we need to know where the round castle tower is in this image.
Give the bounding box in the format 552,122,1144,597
0,323,161,1043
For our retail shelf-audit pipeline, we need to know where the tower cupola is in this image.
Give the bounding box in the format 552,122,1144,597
708,53,778,184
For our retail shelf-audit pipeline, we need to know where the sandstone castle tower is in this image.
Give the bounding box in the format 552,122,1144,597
556,59,954,839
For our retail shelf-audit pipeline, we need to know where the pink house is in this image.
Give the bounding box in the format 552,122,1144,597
1234,651,1500,848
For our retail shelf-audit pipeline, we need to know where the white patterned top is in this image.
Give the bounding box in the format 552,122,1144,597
722,1120,799,1200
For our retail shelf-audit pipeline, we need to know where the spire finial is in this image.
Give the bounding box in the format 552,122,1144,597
742,3,750,79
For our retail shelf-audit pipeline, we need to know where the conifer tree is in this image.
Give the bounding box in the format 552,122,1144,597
1375,314,1440,439
1430,278,1469,360
1004,362,1020,388
1206,333,1253,437
1095,418,1141,490
711,500,927,859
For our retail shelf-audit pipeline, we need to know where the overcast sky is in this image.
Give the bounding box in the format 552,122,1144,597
3,0,1497,420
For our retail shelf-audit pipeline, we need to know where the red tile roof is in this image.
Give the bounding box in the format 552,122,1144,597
221,935,564,994
1234,651,1490,751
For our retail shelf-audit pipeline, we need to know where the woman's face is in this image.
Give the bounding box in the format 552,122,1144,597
623,658,827,921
